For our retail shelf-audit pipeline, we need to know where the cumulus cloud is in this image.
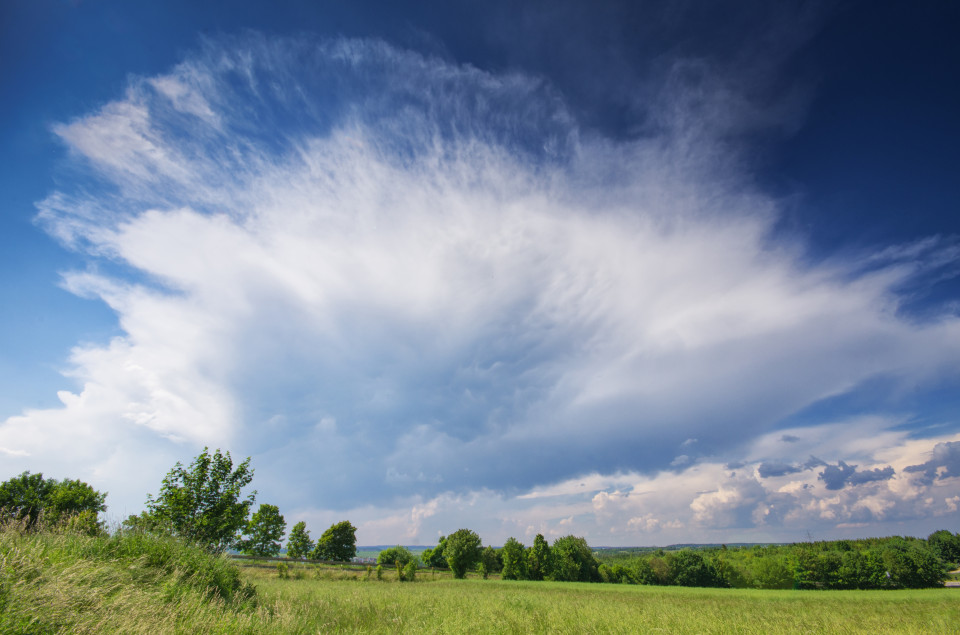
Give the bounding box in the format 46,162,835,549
2,33,960,541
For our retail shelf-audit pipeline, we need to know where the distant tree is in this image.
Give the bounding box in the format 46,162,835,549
481,545,502,574
0,471,106,531
928,529,960,565
422,535,448,568
445,528,482,579
528,533,552,581
286,521,314,559
376,545,415,567
241,504,286,557
881,538,946,588
501,537,528,580
146,448,256,552
668,550,725,588
551,535,600,582
313,520,357,562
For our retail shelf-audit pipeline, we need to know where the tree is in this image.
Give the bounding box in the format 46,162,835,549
551,535,600,582
528,533,552,581
668,550,725,587
145,447,256,552
0,471,106,530
480,545,502,574
286,521,314,559
928,529,960,565
241,504,286,557
445,528,482,579
313,520,357,562
501,537,528,580
422,535,448,568
376,545,415,567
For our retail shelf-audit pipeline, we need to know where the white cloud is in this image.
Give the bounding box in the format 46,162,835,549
3,34,960,542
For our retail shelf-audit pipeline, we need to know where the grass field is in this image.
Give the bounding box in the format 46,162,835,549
240,562,960,634
3,525,956,634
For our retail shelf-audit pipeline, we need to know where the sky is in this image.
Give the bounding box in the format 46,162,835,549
1,0,960,547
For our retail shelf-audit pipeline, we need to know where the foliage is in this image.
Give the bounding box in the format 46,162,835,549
404,560,418,582
286,521,314,559
241,504,286,557
277,561,289,579
501,537,528,580
928,529,960,565
667,550,726,588
444,528,482,579
0,471,106,531
422,535,448,568
528,533,552,581
551,535,600,582
481,545,502,574
313,520,357,562
145,447,256,552
377,545,416,567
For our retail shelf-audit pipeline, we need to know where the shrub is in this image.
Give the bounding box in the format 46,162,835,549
404,560,417,582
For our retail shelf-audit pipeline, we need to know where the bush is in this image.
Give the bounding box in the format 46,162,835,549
377,545,415,567
404,560,417,582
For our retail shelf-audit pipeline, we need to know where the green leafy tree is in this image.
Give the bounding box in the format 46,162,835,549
667,550,725,587
422,535,448,568
445,528,482,579
313,520,357,562
481,545,502,574
376,545,415,567
241,503,286,557
528,533,552,581
0,471,106,530
928,529,960,565
145,447,256,552
501,537,528,580
286,521,314,559
551,535,600,582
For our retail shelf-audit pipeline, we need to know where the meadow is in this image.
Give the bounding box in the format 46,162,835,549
239,561,959,634
3,525,958,634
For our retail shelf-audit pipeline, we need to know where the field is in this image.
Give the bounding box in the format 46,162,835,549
239,562,959,634
3,525,957,634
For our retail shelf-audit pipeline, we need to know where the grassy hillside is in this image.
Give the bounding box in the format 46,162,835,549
0,523,263,634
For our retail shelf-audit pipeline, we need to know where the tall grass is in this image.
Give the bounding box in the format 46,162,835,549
0,521,267,634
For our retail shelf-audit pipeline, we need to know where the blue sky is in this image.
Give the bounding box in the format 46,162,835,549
2,0,960,546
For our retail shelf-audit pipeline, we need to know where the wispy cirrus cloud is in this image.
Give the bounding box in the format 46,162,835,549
2,33,960,542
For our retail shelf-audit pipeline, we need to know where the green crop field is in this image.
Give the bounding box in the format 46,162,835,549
238,562,959,634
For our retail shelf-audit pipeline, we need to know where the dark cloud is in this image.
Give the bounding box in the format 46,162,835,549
758,461,802,478
780,434,800,443
819,460,895,490
757,455,825,478
904,441,960,485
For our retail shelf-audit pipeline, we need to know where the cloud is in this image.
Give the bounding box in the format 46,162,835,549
904,441,960,485
2,33,960,542
758,461,802,478
819,461,896,491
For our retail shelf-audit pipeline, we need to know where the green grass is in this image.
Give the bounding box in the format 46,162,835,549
3,526,957,634
240,563,959,634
